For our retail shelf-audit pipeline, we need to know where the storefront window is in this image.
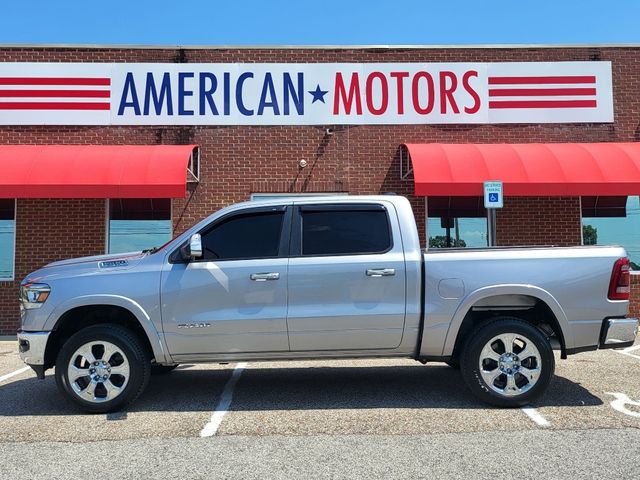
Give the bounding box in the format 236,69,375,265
426,197,488,248
427,217,488,248
582,196,640,270
108,199,172,254
0,199,15,279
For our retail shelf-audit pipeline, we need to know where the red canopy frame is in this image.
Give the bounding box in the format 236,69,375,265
0,144,199,198
403,143,640,197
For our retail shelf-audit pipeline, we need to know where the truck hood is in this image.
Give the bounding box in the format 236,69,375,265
46,251,146,268
24,251,148,283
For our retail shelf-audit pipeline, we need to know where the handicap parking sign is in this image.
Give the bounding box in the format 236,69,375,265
484,181,503,208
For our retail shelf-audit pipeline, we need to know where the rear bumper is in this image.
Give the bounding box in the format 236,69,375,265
600,318,639,349
17,331,50,366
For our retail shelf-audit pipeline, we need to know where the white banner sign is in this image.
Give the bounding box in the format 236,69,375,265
0,62,613,125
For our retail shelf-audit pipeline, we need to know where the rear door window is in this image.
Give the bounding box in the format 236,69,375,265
300,207,392,256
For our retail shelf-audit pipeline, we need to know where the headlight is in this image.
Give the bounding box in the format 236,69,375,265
20,283,51,309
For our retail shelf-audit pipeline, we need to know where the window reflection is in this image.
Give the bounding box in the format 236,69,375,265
108,199,172,254
109,220,172,254
427,217,488,248
582,196,640,270
0,199,15,279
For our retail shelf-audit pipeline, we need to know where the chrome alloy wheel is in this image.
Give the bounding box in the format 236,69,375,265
478,333,542,397
67,341,130,403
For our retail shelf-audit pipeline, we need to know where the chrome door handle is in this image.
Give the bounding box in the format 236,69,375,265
250,272,280,281
365,268,395,277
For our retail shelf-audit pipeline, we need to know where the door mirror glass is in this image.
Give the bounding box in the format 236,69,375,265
189,233,203,259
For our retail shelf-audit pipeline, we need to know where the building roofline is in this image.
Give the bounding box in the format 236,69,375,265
0,43,639,50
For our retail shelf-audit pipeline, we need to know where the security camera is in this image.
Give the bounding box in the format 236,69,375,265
325,127,334,136
299,159,308,168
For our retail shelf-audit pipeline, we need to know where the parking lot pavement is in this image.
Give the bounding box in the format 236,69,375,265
1,429,639,480
1,338,639,442
0,340,29,374
529,344,640,430
217,359,532,436
0,343,234,442
0,341,640,479
208,344,640,436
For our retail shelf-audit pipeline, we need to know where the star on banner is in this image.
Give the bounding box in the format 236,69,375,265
308,84,328,104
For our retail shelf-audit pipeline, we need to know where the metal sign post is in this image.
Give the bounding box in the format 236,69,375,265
484,181,503,247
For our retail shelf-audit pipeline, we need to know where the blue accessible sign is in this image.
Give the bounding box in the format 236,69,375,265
484,181,503,208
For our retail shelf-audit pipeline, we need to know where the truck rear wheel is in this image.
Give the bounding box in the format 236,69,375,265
460,317,554,407
54,324,151,413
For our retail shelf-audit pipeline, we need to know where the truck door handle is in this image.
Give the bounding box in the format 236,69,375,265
366,268,395,277
250,272,280,281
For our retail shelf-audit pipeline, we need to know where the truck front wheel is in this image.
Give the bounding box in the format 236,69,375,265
460,317,554,407
54,324,151,413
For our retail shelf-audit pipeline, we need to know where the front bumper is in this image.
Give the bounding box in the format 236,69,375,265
17,331,50,366
600,318,639,349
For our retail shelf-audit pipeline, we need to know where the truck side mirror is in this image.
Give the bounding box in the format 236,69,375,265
189,233,203,259
180,233,203,261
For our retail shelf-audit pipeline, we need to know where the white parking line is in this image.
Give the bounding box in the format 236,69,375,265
0,366,30,384
613,344,640,361
521,407,550,427
200,362,248,438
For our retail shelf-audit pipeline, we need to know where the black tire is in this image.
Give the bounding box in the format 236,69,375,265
151,364,179,375
55,324,151,413
460,317,554,407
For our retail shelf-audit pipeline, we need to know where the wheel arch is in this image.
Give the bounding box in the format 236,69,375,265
44,296,168,368
442,285,571,360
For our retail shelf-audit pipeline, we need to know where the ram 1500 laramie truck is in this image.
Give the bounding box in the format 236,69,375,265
17,196,639,412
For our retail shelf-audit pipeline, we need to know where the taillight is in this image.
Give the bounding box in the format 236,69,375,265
608,257,631,301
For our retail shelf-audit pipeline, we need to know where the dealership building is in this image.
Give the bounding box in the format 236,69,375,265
0,44,639,334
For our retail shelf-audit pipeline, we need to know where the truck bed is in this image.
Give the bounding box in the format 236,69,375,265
419,245,629,358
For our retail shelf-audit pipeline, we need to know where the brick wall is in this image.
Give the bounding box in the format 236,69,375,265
1,45,640,333
496,197,582,246
0,199,105,333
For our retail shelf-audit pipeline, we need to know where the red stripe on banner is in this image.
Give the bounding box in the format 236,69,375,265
0,77,111,86
0,102,110,110
488,87,597,97
0,89,110,98
488,76,596,85
489,100,598,109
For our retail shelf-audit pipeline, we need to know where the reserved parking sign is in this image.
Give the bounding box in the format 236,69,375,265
484,181,503,208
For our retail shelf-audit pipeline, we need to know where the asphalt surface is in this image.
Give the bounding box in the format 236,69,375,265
1,338,639,479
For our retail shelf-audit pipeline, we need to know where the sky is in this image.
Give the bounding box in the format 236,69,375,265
0,1,639,45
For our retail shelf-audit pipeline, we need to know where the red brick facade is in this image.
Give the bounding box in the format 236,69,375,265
1,45,639,333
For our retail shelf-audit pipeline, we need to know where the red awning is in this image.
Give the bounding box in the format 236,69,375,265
404,143,640,196
0,144,198,198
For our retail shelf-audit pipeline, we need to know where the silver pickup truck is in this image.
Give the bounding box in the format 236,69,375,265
17,195,638,413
